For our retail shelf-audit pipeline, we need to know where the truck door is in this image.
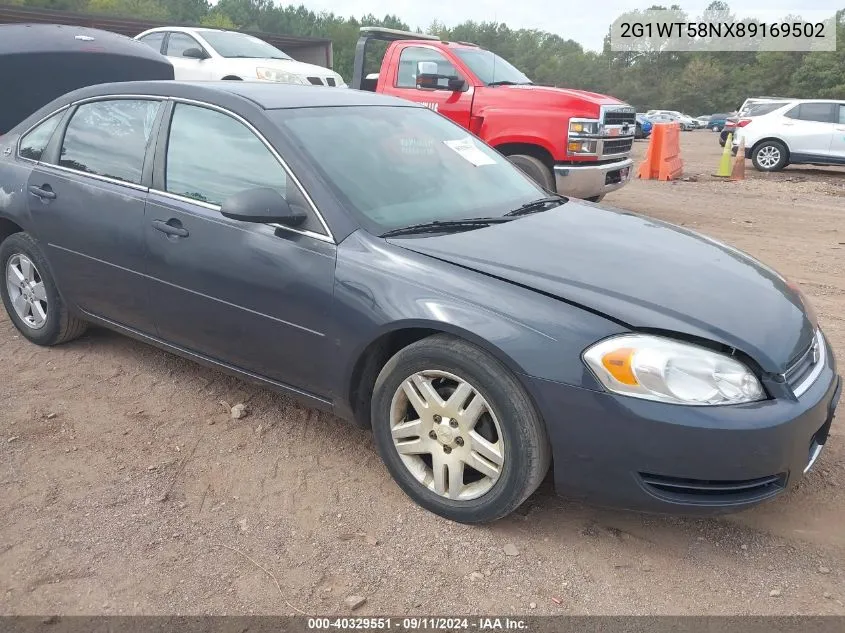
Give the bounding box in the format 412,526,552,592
382,45,474,129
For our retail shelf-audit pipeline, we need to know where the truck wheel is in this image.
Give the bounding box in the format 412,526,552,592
507,154,555,192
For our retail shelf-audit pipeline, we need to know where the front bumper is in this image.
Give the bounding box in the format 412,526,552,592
553,158,633,199
526,338,840,514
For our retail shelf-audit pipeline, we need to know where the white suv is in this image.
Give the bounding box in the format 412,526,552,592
734,99,845,171
135,27,346,87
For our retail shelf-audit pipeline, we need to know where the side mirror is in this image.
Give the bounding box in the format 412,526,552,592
182,47,208,60
415,60,466,91
220,188,306,226
416,73,467,91
447,77,467,91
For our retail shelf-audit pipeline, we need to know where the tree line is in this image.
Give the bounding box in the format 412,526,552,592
8,0,844,114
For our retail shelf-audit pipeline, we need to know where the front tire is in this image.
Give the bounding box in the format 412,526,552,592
751,140,788,172
506,154,556,192
371,335,551,524
0,232,87,346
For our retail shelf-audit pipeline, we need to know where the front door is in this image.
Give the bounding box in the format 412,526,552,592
829,103,845,161
163,32,214,80
144,101,336,397
26,98,163,333
386,45,474,129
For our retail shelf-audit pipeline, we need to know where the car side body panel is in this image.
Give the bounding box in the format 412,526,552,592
330,229,627,422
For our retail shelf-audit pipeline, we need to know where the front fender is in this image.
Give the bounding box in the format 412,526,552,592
475,107,561,157
330,230,626,419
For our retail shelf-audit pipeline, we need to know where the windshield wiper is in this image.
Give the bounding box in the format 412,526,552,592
380,217,512,238
504,195,568,217
488,80,533,86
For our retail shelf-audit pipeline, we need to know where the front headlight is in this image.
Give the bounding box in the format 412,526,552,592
570,120,600,135
256,67,309,84
583,334,765,406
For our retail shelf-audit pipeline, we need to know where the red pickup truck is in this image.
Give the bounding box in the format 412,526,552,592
351,27,635,201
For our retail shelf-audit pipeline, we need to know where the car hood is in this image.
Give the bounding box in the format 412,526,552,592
479,84,627,110
227,57,341,79
386,202,814,372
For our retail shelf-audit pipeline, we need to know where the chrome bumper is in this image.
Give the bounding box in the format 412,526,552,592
553,158,633,199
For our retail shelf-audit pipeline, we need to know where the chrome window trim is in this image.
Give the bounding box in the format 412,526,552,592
791,329,826,399
168,96,336,243
45,163,149,192
15,104,71,163
148,188,334,244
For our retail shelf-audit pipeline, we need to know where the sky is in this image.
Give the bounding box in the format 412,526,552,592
293,1,842,52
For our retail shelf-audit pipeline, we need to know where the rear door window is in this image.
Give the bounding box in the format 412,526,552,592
18,111,63,161
786,103,836,123
59,99,161,184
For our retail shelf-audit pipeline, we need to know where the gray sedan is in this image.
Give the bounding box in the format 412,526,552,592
0,81,839,523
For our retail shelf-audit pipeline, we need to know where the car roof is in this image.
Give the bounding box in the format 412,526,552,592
140,27,242,33
49,80,418,111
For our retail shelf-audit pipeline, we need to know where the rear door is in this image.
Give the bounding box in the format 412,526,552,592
144,101,336,396
163,32,213,80
383,44,474,129
25,97,163,333
781,102,836,159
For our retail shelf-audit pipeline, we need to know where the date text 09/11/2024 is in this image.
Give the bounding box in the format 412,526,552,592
307,617,529,630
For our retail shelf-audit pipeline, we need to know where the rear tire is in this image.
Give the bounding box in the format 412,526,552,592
751,140,788,172
371,334,551,524
506,154,556,192
0,232,87,346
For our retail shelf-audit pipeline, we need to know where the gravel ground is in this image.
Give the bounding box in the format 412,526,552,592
1,131,843,616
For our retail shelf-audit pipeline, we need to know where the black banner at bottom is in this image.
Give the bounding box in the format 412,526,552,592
1,616,844,633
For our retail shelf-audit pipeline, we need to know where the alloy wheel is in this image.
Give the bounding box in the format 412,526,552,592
6,254,48,329
757,145,781,169
389,370,505,500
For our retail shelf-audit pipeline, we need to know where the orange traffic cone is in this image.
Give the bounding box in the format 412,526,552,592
730,138,746,181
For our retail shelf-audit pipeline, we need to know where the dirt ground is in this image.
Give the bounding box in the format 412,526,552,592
1,131,844,616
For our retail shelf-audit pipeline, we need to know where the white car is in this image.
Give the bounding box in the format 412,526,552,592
134,27,346,87
734,99,845,172
646,110,696,131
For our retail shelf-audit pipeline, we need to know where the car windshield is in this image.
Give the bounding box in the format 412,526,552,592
272,106,545,235
452,48,531,85
200,31,291,59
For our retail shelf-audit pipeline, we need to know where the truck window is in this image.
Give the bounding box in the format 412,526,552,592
396,47,459,88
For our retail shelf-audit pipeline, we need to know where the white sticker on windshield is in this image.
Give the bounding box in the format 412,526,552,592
444,137,496,167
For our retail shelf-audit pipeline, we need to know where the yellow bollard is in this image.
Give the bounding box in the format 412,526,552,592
713,132,733,177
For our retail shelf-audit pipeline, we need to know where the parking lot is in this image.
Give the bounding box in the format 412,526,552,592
1,130,843,616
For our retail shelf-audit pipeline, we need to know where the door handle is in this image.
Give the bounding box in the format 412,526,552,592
835,126,845,132
28,184,56,200
152,219,189,238
782,122,795,126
